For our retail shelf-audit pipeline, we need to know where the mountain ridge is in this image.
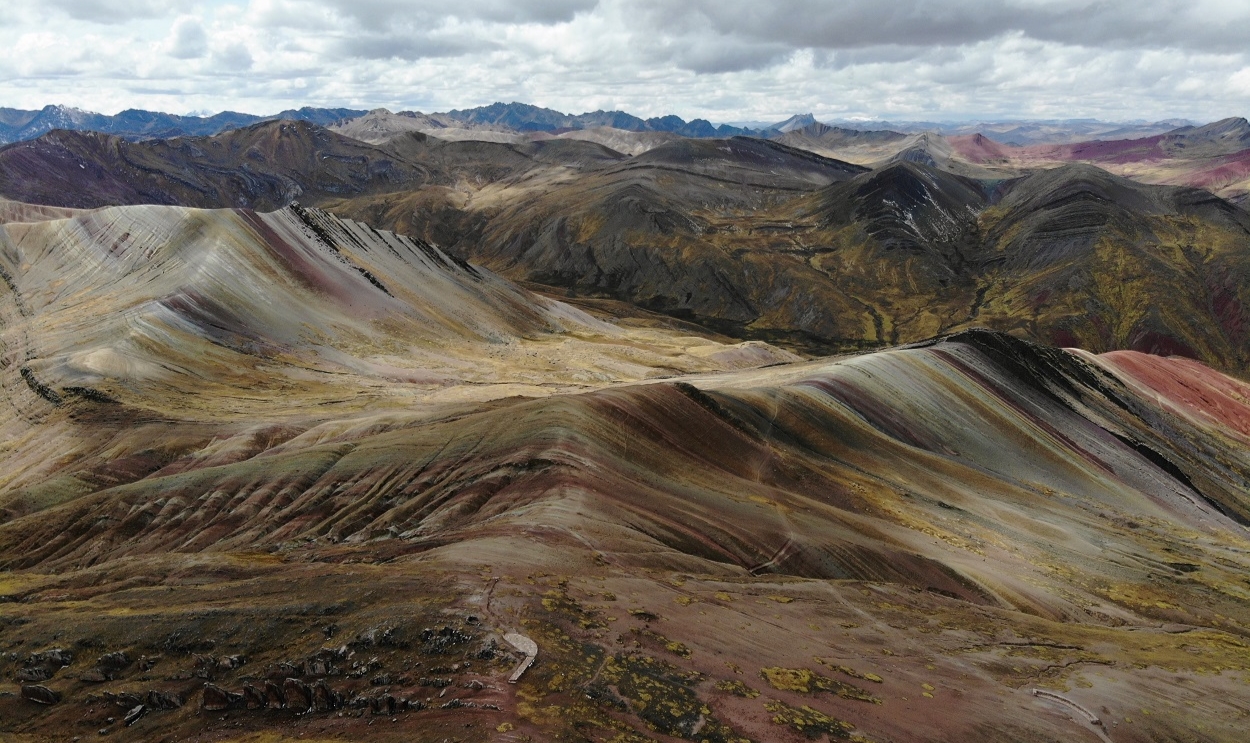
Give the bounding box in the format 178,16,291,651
2,97,1250,742
0,104,367,146
5,119,1250,374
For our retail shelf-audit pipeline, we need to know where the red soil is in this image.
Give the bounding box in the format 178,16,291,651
1185,148,1250,190
1097,350,1250,439
947,133,1016,163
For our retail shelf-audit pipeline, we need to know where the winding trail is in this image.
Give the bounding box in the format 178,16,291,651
1032,688,1114,743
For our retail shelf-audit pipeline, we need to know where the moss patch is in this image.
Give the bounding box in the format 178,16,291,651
715,679,760,698
760,667,879,703
765,699,855,740
601,654,748,742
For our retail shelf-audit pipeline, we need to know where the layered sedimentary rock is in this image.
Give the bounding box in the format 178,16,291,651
1,196,1248,741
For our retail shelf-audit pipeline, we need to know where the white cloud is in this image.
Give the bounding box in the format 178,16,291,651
42,0,191,24
165,16,208,59
0,0,1244,123
212,42,254,72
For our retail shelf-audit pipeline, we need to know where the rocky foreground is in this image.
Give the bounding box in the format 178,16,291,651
1,200,1248,742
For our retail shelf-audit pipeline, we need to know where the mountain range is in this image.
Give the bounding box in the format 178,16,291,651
0,104,366,146
2,196,1249,742
0,101,1202,147
2,100,1250,742
0,102,767,148
8,116,1242,371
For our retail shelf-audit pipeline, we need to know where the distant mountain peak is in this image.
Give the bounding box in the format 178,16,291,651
771,113,818,133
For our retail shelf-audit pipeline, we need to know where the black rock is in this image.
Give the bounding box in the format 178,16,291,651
282,678,312,711
123,704,146,726
26,648,72,667
243,684,267,710
201,683,244,711
97,651,131,673
20,684,60,705
16,666,53,682
145,690,183,710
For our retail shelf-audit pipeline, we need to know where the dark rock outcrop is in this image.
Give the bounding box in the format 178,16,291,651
282,678,313,711
20,684,60,705
201,683,245,711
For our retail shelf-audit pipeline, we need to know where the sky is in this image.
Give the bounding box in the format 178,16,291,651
1,0,1248,123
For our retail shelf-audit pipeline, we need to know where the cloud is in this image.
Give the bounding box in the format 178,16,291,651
0,0,1245,123
165,16,208,59
42,0,189,24
250,0,598,32
628,0,1250,64
212,43,254,71
336,33,494,61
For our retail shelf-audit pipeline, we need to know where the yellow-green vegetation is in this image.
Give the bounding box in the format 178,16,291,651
519,698,661,743
541,583,607,630
600,654,748,742
205,736,345,743
715,679,761,698
0,572,48,595
831,664,883,683
640,628,692,658
518,619,606,694
512,620,699,743
760,667,880,703
764,699,855,740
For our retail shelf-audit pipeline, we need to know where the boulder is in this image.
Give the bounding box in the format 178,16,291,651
16,667,53,682
263,680,285,708
27,648,72,667
193,654,217,679
266,661,303,680
243,684,267,710
97,651,131,674
104,691,143,708
217,654,245,670
201,683,244,711
20,684,60,705
282,678,312,711
312,680,341,712
145,690,183,710
123,704,146,726
83,651,132,682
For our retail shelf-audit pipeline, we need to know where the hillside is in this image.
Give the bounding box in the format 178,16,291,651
5,121,1250,374
329,152,1250,371
945,119,1250,204
0,142,1249,742
3,241,1250,739
0,121,626,211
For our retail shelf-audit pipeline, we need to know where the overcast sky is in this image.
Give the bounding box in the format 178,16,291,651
1,0,1248,122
